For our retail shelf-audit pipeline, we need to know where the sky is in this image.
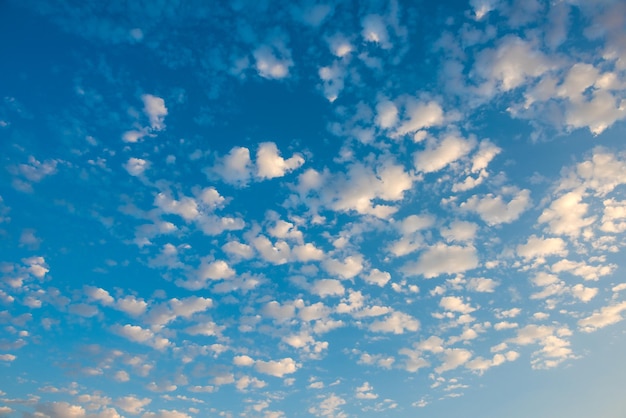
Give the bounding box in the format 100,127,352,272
1,0,626,417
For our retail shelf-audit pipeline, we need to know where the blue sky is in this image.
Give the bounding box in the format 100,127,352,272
1,0,626,417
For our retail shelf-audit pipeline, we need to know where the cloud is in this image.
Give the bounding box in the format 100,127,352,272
361,14,391,49
115,396,151,414
460,188,531,225
355,382,378,399
115,296,148,317
256,142,304,180
142,410,191,418
375,99,399,129
467,277,498,292
212,143,304,186
308,394,346,417
415,133,475,173
124,158,150,177
402,244,478,278
474,36,554,92
142,94,168,130
323,255,363,279
292,243,325,262
435,348,473,373
311,279,345,298
255,358,299,377
111,324,170,350
538,191,595,237
517,235,568,261
439,296,476,314
212,146,253,186
363,269,391,287
394,100,445,136
369,311,420,334
253,45,293,79
578,301,626,332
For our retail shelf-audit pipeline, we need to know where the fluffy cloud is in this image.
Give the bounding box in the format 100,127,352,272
369,311,420,334
256,142,305,180
255,358,299,377
254,45,293,79
578,301,626,332
474,36,554,92
415,133,475,173
435,348,473,373
460,188,531,225
311,279,345,298
402,244,478,278
124,158,150,177
115,396,151,414
517,235,568,261
538,191,595,237
142,94,168,130
439,296,475,314
212,146,253,186
467,277,498,292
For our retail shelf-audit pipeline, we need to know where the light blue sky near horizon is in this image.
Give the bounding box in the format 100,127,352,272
1,0,626,417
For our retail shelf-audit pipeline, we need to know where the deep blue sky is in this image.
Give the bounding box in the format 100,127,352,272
1,1,626,417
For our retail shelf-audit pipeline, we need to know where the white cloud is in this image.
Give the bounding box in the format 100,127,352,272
154,192,199,222
415,133,475,173
311,279,345,298
369,311,420,334
551,259,615,281
323,255,363,279
198,260,235,281
508,324,574,369
570,284,598,302
222,241,254,259
263,301,296,322
363,269,391,287
253,45,292,79
34,402,87,418
440,221,478,243
435,348,473,373
474,36,554,92
402,244,478,278
538,191,595,237
565,90,626,135
115,296,148,317
233,355,255,366
111,324,170,350
142,94,168,131
142,410,192,418
361,14,391,48
460,188,531,225
467,277,498,292
255,358,299,377
578,301,626,332
375,100,399,129
212,146,253,186
256,142,304,180
84,286,114,306
292,243,325,262
469,0,498,19
601,198,626,233
355,382,378,399
394,100,445,136
308,394,346,417
439,296,475,314
115,396,152,414
517,235,568,261
319,62,346,102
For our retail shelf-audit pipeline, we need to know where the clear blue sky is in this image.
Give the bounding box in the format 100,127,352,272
1,0,626,417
